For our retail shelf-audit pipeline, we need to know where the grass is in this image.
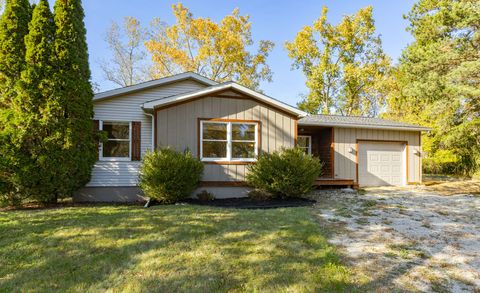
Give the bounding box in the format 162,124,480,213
422,176,480,196
387,242,429,260
334,208,351,218
0,205,354,292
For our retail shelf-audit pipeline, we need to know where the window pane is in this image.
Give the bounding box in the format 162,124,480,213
232,124,255,141
103,122,129,139
297,136,309,148
232,142,255,159
203,123,227,140
299,147,309,154
203,141,227,158
103,141,129,157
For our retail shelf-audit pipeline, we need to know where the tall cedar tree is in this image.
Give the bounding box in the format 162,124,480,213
0,0,30,106
5,0,59,202
52,0,96,200
0,0,31,204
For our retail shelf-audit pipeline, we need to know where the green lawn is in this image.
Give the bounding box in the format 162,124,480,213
0,205,354,292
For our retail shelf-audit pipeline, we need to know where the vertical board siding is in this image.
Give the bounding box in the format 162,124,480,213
333,128,422,183
87,80,207,187
156,96,297,181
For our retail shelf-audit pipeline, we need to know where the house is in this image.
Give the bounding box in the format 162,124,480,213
74,72,430,202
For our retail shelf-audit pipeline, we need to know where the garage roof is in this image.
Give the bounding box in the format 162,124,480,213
299,114,431,131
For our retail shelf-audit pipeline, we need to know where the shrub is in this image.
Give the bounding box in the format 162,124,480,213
139,148,204,204
247,189,274,200
423,149,460,175
196,190,215,201
246,148,323,198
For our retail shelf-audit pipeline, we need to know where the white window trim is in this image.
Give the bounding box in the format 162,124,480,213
99,120,132,161
298,135,312,155
200,120,258,162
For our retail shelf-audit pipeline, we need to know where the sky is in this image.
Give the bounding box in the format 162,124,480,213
83,0,417,107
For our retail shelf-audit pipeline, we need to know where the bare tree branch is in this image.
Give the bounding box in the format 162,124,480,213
100,17,150,88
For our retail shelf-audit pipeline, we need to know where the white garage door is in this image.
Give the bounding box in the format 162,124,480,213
358,141,406,186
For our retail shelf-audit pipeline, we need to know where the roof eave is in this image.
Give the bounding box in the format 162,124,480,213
298,122,431,132
93,72,218,102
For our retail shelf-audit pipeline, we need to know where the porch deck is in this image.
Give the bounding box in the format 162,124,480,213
314,178,355,188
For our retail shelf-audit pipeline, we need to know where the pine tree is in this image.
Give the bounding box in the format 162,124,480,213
0,0,31,106
52,0,96,200
386,0,480,175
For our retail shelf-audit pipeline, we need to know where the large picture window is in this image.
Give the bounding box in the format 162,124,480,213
100,121,131,161
200,120,258,162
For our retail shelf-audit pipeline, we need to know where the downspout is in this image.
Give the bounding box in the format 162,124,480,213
146,113,155,151
144,112,156,208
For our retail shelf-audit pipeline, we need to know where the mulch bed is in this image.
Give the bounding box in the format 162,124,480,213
178,197,316,209
1,201,145,212
3,198,316,211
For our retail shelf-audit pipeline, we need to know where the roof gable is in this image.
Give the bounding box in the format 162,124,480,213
142,82,308,117
93,72,218,102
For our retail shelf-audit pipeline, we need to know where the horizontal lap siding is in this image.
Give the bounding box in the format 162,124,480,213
333,128,422,183
88,162,141,186
87,80,207,187
156,96,296,182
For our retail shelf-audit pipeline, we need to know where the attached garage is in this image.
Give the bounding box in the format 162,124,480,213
358,141,407,186
299,115,431,187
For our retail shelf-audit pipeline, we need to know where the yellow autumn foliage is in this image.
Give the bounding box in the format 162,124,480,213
286,6,393,116
145,3,274,90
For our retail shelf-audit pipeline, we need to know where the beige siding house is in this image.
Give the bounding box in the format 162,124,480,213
155,95,297,182
74,72,429,202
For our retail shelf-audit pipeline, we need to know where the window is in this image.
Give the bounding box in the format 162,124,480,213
100,121,131,161
202,122,228,159
297,135,312,155
200,120,258,162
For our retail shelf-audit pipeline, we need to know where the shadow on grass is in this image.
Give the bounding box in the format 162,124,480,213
0,205,355,292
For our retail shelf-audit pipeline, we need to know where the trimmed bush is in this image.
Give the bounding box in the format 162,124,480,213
139,149,204,204
246,148,323,198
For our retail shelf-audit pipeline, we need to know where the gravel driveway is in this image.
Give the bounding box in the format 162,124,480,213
311,186,480,292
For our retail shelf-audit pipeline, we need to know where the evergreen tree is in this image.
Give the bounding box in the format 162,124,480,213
0,0,31,107
52,0,96,200
385,0,480,175
0,0,31,204
3,0,58,202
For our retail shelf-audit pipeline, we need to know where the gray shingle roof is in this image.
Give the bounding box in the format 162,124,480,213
299,114,431,131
